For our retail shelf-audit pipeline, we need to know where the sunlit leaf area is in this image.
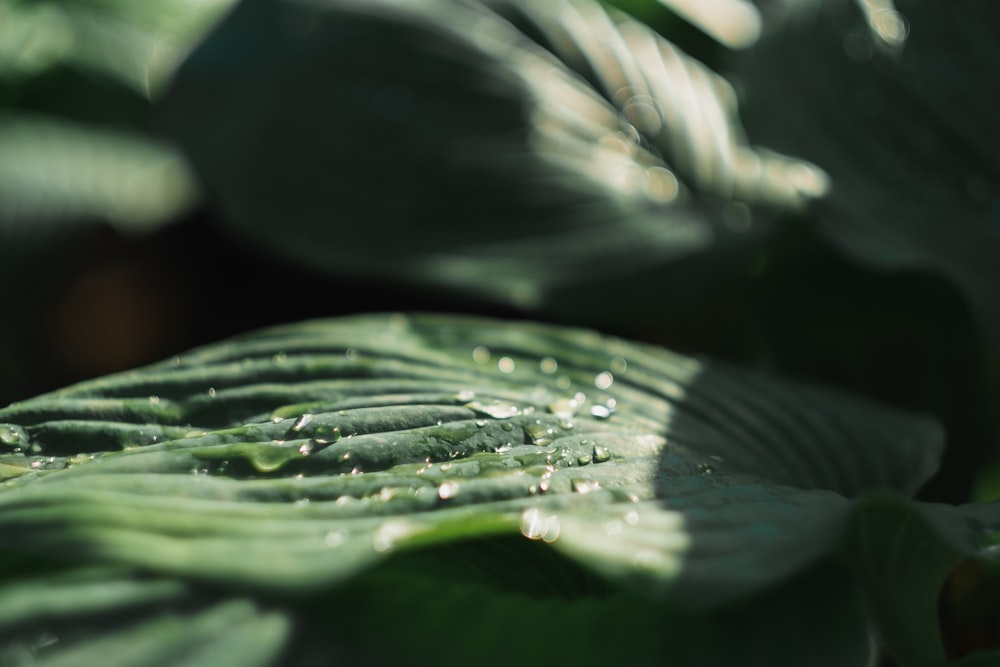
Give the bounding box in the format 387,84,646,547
2,0,999,665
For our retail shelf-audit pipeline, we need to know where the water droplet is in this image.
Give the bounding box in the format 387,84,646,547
643,165,679,203
272,352,287,364
147,395,160,405
520,508,560,542
698,463,715,475
501,422,514,432
344,348,359,361
592,445,611,463
572,479,601,494
324,529,349,548
594,372,614,390
437,482,460,499
298,442,314,456
498,357,515,373
335,495,354,505
495,443,513,454
475,419,487,428
207,387,217,398
559,420,574,430
191,467,209,476
540,357,558,374
555,376,572,390
576,453,592,466
466,399,524,419
350,466,363,475
472,346,490,364
270,416,282,424
591,405,612,420
0,424,28,449
605,520,623,535
624,510,639,526
372,520,418,553
547,397,580,420
294,498,310,508
866,6,908,48
524,422,557,446
291,413,314,433
456,390,476,401
171,355,181,366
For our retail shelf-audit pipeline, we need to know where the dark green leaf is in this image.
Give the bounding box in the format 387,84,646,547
737,0,1000,347
162,0,826,311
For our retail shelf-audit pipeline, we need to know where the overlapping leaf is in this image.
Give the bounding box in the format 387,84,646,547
162,0,826,310
736,0,1000,346
2,313,998,664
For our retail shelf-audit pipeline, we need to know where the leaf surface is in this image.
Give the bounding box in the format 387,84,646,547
737,0,1000,347
1,313,997,664
162,0,825,311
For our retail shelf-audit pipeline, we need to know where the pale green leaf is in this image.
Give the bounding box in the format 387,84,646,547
1,313,996,664
0,114,199,232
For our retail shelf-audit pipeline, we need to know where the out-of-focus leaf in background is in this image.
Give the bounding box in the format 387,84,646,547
0,0,235,406
0,114,197,231
731,0,1000,512
162,0,826,314
737,0,1000,344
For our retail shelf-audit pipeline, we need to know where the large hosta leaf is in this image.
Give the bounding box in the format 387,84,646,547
736,0,1000,347
161,0,826,311
2,313,998,664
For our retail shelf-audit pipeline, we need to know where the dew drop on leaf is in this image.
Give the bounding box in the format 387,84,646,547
520,508,561,542
291,413,314,432
572,479,601,494
437,482,460,499
594,372,614,390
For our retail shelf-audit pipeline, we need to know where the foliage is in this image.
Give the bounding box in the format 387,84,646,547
2,0,999,665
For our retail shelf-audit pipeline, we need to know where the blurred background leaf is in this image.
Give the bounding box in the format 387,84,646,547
161,0,826,313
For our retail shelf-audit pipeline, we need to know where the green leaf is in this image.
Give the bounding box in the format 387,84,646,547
0,0,236,96
736,0,1000,348
161,0,826,311
3,313,996,663
0,114,199,232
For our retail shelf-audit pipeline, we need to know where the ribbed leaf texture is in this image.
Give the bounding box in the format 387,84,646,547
2,313,997,665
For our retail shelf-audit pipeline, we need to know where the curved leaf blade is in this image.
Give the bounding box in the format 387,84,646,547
161,0,825,310
0,313,947,612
